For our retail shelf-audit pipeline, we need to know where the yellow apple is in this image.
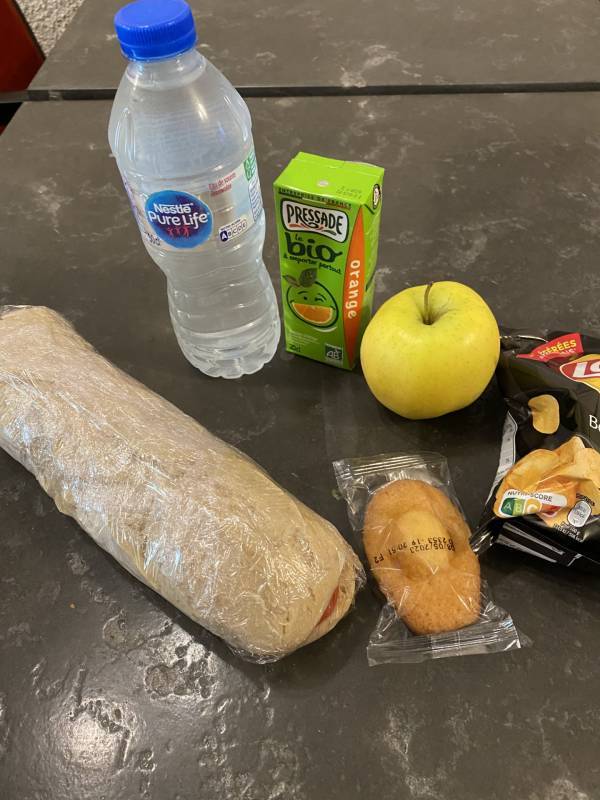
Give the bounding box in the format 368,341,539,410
360,281,500,419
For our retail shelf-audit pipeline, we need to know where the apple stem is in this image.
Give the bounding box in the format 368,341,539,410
423,282,434,325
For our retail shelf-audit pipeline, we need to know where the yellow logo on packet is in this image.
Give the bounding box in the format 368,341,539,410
560,354,600,394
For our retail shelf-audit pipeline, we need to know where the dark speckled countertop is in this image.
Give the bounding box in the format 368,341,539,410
1,97,599,799
29,0,600,95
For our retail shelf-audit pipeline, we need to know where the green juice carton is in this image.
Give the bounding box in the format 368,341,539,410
274,152,384,370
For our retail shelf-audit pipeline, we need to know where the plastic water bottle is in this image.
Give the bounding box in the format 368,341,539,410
109,0,280,378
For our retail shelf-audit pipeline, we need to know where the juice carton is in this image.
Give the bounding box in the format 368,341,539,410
274,152,384,370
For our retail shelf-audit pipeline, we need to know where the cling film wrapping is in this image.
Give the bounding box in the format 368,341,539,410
475,329,600,571
0,306,364,661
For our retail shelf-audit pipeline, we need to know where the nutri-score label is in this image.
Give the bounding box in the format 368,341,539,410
123,149,262,252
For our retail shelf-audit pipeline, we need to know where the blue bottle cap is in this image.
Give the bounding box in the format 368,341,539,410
114,0,197,62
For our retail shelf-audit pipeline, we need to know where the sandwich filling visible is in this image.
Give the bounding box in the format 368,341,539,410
317,586,340,626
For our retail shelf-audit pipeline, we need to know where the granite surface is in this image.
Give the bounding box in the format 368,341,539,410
0,97,599,799
19,0,84,56
30,0,600,95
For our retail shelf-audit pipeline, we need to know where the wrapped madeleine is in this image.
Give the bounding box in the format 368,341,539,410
363,479,480,635
334,452,528,664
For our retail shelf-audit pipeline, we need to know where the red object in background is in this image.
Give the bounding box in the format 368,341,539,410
0,0,44,92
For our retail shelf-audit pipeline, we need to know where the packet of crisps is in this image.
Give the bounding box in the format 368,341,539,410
474,329,600,570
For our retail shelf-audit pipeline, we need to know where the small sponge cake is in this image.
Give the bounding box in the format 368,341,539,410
363,479,480,635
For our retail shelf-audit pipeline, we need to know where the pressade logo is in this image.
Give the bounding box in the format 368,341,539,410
145,190,212,248
282,200,348,242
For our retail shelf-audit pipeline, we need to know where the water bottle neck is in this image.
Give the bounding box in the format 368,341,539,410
126,47,205,88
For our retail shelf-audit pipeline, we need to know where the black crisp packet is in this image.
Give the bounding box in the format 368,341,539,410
474,329,600,571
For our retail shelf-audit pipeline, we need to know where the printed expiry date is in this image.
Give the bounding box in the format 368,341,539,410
371,536,456,564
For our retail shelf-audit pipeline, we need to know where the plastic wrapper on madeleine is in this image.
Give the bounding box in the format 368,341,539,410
334,452,528,663
0,306,364,661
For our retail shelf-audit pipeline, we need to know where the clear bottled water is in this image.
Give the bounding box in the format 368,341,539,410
109,0,280,378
